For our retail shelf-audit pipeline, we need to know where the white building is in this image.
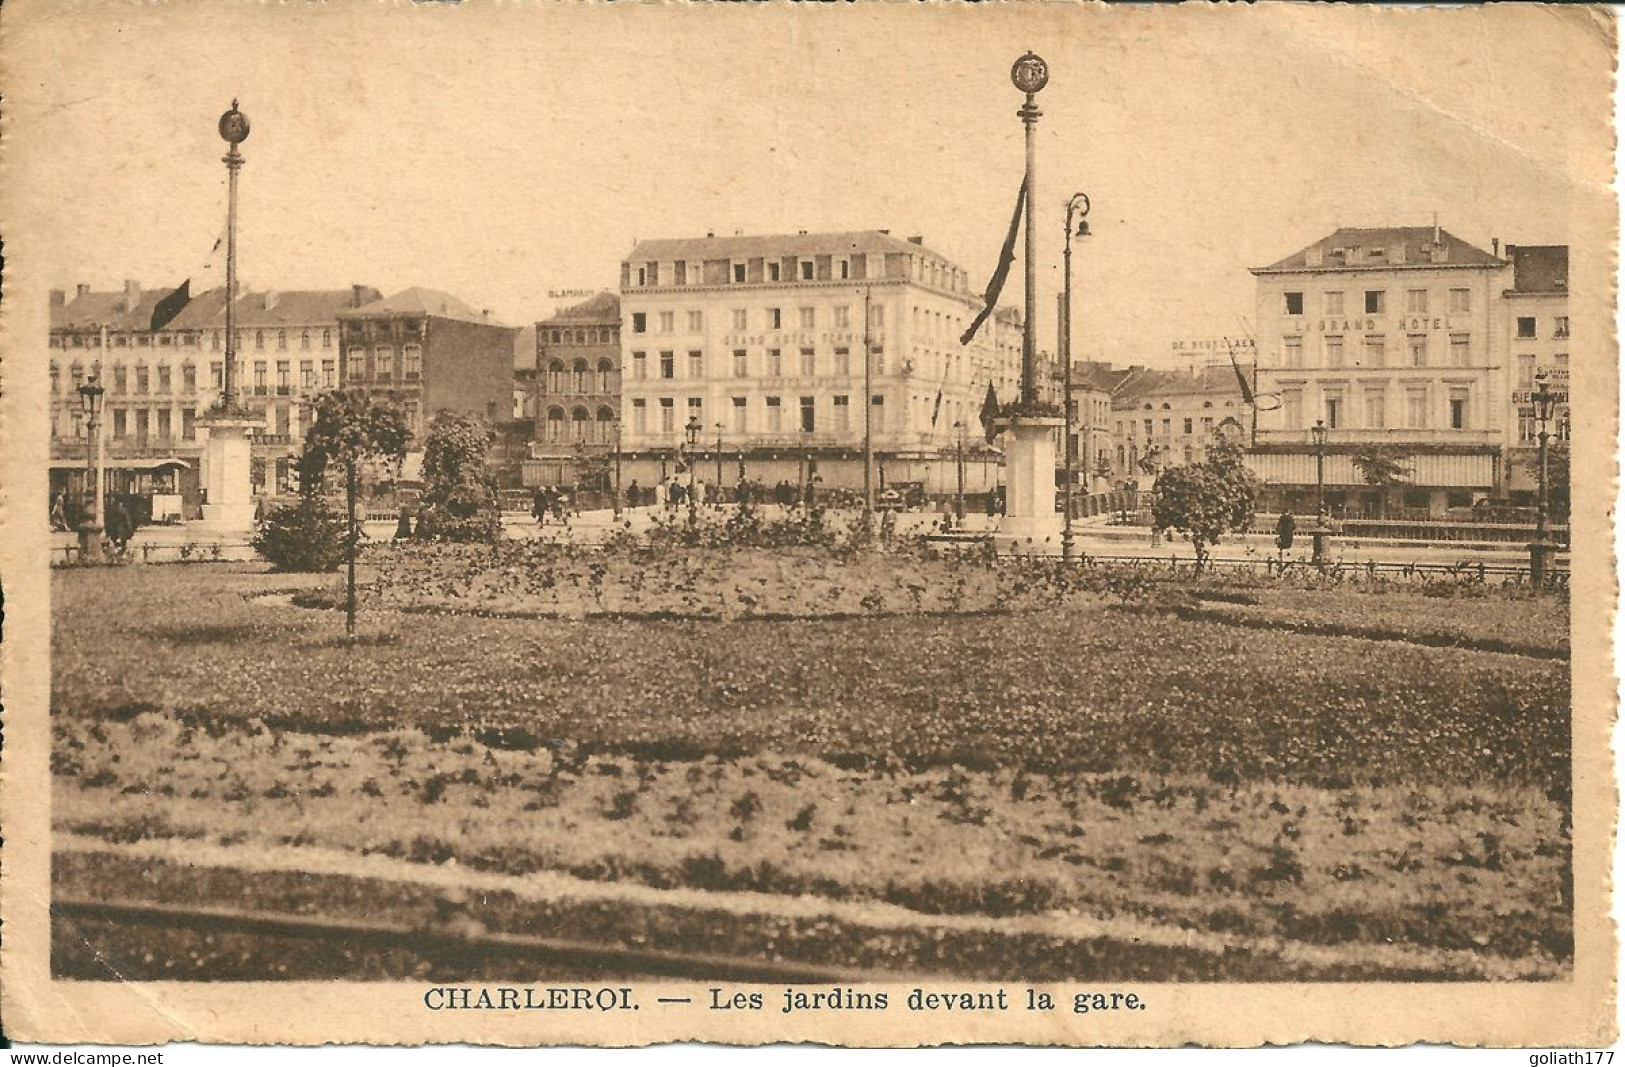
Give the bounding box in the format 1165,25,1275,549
1248,226,1510,518
617,230,1021,495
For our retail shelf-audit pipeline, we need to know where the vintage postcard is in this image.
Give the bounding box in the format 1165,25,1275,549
0,0,1616,1050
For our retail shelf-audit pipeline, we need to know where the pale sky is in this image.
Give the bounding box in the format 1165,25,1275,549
8,2,1612,368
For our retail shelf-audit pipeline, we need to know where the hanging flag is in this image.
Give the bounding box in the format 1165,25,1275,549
150,235,226,332
978,382,1001,442
929,387,943,428
959,177,1027,346
1228,345,1255,405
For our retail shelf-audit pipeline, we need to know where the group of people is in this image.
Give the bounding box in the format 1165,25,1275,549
50,489,137,554
531,486,576,526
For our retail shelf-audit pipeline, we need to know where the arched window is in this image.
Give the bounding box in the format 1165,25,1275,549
572,360,588,393
596,406,615,444
49,362,60,393
597,359,613,393
548,361,564,394
547,406,565,443
571,407,589,442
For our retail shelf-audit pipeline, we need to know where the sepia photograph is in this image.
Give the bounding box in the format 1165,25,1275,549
1,0,1616,1050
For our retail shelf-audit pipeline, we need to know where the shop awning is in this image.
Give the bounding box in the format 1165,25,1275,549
49,457,193,470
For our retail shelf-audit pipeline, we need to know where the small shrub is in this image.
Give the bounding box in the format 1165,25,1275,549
253,497,347,572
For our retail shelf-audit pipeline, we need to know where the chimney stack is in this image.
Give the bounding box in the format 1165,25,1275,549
122,279,141,312
483,309,492,323
1492,238,1500,258
50,289,66,309
351,284,367,308
76,283,91,299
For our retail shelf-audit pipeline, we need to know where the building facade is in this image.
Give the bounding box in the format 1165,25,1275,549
527,292,621,487
1108,363,1251,489
1501,245,1570,502
1249,226,1509,517
335,287,517,437
48,282,379,514
616,230,1020,495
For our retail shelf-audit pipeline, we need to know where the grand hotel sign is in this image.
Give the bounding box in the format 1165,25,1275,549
1282,315,1468,334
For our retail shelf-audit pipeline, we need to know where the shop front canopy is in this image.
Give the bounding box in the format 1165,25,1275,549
48,457,192,470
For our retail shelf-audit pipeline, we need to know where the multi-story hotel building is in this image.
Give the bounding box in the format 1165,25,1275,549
1501,245,1570,503
617,230,1021,494
1249,226,1509,517
526,292,621,487
48,282,379,516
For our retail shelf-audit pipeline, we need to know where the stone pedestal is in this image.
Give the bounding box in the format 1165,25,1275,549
197,414,260,531
1527,537,1560,589
998,414,1063,546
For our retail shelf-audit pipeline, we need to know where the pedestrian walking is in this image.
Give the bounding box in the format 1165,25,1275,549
104,496,133,557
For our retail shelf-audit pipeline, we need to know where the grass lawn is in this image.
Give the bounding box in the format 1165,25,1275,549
51,548,1571,980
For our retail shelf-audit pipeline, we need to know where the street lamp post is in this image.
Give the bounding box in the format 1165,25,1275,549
953,420,967,522
684,414,701,525
1061,191,1091,563
611,422,623,520
1528,372,1560,589
77,379,106,564
1310,418,1330,567
862,286,875,531
199,100,259,529
714,422,725,505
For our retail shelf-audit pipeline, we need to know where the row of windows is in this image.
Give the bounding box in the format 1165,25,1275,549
629,304,883,335
1284,288,1473,317
52,359,343,395
1281,333,1474,369
1279,388,1474,431
632,255,863,288
627,394,887,436
343,347,422,383
1515,315,1570,339
543,325,618,346
540,359,616,394
627,345,887,381
1120,416,1223,438
57,406,203,441
56,328,337,351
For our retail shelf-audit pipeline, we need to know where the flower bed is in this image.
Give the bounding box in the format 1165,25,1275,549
49,558,1572,978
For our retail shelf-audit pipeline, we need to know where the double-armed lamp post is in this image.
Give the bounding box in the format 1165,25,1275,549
1528,372,1560,589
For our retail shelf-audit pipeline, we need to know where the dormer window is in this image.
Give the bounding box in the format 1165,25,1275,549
732,262,746,284
800,260,815,281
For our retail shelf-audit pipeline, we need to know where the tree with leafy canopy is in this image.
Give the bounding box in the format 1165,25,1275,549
1150,439,1260,573
415,410,501,543
299,390,412,637
1350,445,1414,519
